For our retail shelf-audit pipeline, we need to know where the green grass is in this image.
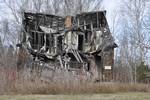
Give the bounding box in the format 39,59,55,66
0,93,150,100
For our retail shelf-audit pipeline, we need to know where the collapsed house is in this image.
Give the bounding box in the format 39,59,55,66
17,11,117,82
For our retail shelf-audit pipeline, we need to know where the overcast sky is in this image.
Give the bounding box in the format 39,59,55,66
103,0,120,28
0,0,120,30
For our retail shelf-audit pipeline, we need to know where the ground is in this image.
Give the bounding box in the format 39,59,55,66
0,93,150,100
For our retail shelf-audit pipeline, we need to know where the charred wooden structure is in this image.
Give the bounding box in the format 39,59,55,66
17,11,117,82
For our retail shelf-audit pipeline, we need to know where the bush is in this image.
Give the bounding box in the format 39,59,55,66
136,62,149,82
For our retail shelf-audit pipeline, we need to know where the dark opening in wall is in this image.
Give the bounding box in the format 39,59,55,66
84,31,91,43
57,36,63,53
78,35,84,51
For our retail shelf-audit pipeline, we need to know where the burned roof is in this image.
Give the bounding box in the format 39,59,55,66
21,11,116,56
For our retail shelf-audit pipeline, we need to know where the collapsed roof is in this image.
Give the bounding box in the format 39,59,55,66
21,11,117,59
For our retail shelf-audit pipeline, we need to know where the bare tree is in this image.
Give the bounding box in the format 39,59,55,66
115,0,150,83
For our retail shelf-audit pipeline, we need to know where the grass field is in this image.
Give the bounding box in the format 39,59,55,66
0,93,150,100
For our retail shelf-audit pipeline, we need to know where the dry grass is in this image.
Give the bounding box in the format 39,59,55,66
1,79,150,95
0,68,150,95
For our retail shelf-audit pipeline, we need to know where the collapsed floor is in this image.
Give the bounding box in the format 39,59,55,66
17,11,117,82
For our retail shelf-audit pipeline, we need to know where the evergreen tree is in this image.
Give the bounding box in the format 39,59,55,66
136,62,149,82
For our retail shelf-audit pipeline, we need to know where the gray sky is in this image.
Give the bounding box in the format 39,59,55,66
103,0,120,28
0,0,120,30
